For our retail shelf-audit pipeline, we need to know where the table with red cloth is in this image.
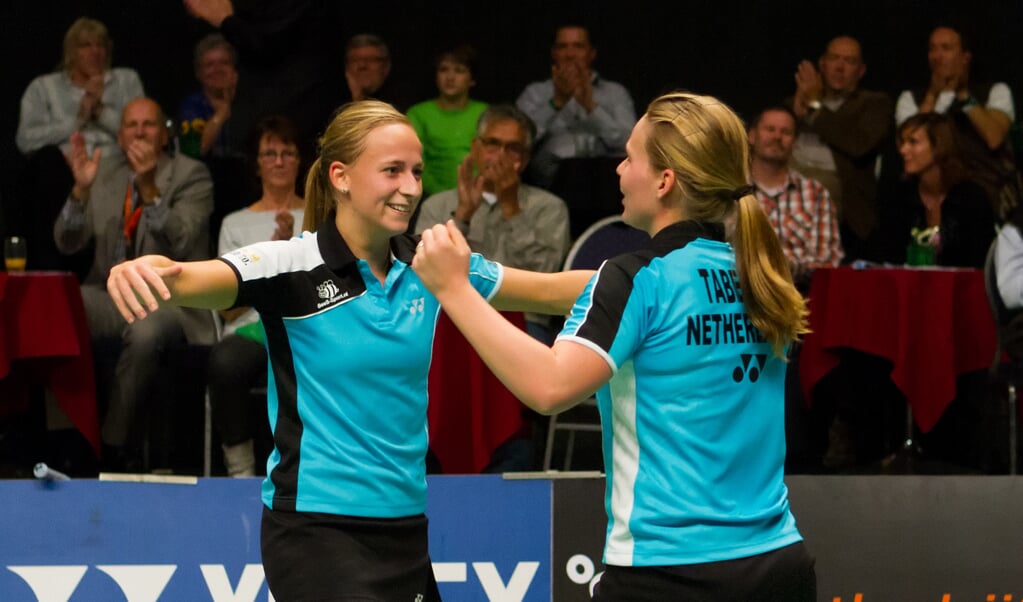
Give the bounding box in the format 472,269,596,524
427,311,527,473
799,266,997,433
0,272,100,455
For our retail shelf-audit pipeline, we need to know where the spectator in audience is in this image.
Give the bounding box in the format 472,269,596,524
749,106,844,285
995,211,1023,311
407,44,488,198
104,100,589,600
882,113,994,268
177,33,239,160
343,33,409,110
516,24,636,187
13,16,145,274
790,35,892,262
415,104,570,345
16,17,145,156
895,24,1021,220
183,0,337,164
413,91,816,601
209,116,305,477
55,97,215,471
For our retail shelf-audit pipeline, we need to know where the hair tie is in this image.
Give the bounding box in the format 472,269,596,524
731,185,755,200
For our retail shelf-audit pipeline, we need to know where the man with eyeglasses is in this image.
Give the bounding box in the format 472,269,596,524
54,97,215,472
343,33,410,110
414,104,570,472
415,105,570,342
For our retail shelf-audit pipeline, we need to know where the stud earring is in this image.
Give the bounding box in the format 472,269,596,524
341,188,349,195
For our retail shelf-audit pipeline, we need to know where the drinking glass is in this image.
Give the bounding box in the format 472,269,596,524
4,236,27,272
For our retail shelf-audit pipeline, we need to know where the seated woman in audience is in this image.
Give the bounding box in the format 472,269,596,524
882,113,994,268
407,44,488,198
209,115,305,477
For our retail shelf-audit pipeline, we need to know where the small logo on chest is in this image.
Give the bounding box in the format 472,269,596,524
315,280,348,309
407,297,425,315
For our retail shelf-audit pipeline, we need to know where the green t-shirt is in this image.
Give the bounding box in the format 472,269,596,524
407,99,488,195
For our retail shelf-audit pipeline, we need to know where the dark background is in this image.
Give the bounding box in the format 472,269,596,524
2,0,1021,218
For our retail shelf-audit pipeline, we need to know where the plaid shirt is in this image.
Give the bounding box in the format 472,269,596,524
753,170,844,275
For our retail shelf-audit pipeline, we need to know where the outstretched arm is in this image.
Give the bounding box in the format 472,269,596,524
493,266,594,316
107,255,238,323
414,222,609,414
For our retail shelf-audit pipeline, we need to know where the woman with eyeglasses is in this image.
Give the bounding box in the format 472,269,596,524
207,115,305,478
105,100,590,600
414,92,817,601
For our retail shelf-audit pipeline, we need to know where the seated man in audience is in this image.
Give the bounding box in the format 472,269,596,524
177,33,239,160
516,24,636,187
415,105,570,472
896,24,1021,219
55,98,215,471
790,35,892,262
13,16,145,273
415,104,570,343
749,106,844,285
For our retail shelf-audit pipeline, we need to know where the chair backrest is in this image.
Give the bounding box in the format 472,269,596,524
984,236,1023,364
563,215,650,271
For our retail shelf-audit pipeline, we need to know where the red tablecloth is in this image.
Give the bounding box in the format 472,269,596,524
0,272,100,455
427,311,527,474
799,267,997,433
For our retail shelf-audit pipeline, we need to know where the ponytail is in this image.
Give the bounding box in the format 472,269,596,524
644,91,808,358
732,193,809,357
302,157,332,232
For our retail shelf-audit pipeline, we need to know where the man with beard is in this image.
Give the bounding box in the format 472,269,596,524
749,106,843,285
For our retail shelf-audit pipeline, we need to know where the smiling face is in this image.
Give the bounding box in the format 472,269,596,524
197,45,236,92
748,109,796,165
333,122,423,236
899,126,936,176
616,116,667,232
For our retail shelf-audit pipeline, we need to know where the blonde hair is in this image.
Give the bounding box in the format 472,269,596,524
62,17,112,72
302,100,411,231
644,92,808,357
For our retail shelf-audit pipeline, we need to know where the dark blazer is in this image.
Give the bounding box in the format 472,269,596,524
797,89,894,242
